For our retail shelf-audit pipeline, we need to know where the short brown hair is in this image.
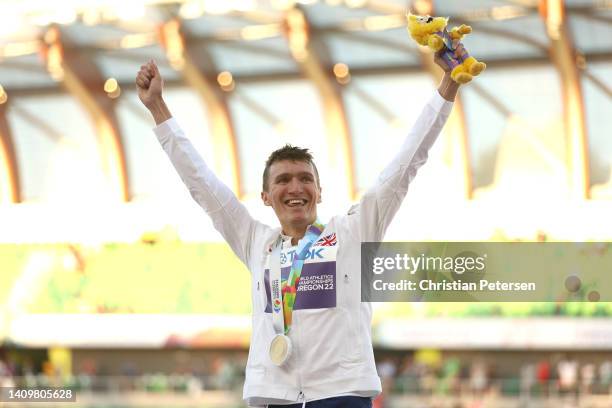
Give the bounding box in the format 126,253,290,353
262,144,320,191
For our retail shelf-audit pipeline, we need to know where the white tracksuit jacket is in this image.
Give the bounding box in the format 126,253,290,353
153,92,453,406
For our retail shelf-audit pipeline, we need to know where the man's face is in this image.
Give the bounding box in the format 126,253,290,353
261,159,321,233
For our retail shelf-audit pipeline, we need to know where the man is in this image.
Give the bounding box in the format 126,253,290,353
136,53,458,407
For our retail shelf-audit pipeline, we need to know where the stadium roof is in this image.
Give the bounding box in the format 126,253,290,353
2,1,610,92
0,0,610,242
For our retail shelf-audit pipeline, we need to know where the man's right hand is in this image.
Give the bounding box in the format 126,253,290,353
136,60,172,125
136,60,163,108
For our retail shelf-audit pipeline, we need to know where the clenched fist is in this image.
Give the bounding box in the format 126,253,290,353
136,60,171,124
136,60,163,109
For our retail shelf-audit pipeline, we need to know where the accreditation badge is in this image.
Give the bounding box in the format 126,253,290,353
269,334,292,366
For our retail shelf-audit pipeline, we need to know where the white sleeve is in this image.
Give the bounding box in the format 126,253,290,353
153,117,262,267
355,92,453,241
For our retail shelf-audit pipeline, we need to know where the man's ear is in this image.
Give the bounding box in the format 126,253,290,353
317,187,322,204
261,191,272,206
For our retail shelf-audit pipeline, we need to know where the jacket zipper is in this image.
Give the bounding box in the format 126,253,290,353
294,311,305,406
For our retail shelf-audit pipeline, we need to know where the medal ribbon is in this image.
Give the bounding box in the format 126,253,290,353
270,221,325,336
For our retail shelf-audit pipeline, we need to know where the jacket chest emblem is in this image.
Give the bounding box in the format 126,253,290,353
312,233,337,247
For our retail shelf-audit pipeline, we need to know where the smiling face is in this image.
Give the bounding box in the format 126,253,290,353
261,159,322,238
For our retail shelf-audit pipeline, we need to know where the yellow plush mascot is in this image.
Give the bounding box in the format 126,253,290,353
407,13,486,84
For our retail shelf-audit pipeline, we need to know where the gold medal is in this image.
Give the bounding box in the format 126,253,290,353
269,334,292,366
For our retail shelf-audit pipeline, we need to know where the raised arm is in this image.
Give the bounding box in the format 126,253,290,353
136,61,263,266
356,52,457,241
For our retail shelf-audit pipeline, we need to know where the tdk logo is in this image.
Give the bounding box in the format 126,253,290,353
305,248,324,259
284,248,324,263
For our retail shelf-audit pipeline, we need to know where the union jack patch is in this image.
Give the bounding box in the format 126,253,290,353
314,233,337,247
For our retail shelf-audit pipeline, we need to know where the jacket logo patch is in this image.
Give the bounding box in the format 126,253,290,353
313,233,337,247
273,298,282,313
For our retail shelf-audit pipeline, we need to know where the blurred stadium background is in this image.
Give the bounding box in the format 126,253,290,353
0,0,611,407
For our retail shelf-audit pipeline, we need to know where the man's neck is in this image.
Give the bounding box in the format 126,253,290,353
281,223,310,246
283,228,306,246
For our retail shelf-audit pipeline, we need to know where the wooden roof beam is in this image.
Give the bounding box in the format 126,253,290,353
0,94,21,203
40,25,130,202
159,19,242,197
539,0,590,198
